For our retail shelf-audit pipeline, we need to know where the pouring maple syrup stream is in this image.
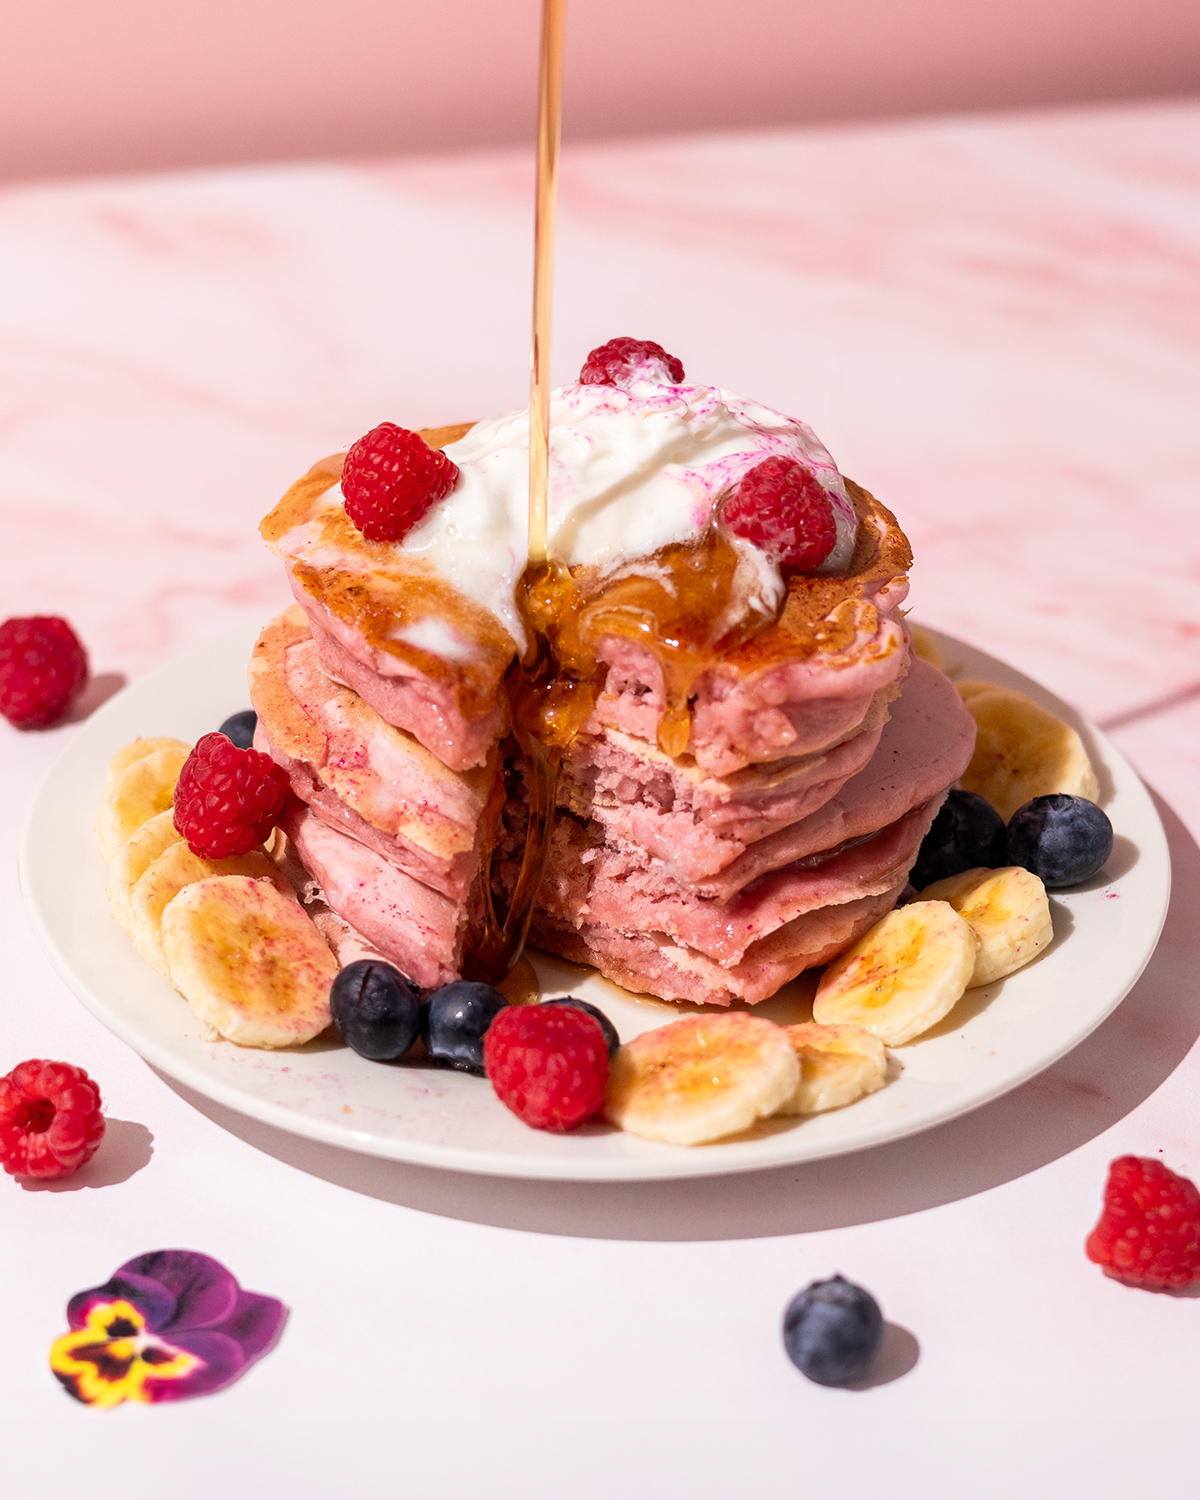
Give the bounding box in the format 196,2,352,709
466,0,783,982
467,0,578,981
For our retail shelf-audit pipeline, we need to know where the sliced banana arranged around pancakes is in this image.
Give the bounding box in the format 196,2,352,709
955,679,1099,819
97,666,1092,1143
97,736,335,1047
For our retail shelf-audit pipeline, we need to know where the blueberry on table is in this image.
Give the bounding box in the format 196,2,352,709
218,708,258,749
909,788,1007,889
542,997,620,1058
782,1274,884,1386
330,960,421,1061
1006,793,1113,888
422,981,508,1074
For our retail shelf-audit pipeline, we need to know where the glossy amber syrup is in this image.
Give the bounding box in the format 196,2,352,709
465,536,782,981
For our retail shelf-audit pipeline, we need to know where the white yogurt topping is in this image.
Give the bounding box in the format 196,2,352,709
349,379,857,653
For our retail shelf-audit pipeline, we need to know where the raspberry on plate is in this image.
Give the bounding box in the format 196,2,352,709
1086,1155,1200,1289
0,615,88,729
0,1060,105,1179
173,732,290,860
578,337,685,389
722,456,838,571
484,1003,610,1132
341,422,460,544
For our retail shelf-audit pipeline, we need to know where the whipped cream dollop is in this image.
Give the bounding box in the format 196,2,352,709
342,379,857,652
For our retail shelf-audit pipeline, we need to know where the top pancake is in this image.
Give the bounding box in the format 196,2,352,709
261,426,913,771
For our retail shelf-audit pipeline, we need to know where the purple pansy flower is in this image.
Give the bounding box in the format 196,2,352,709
50,1250,286,1407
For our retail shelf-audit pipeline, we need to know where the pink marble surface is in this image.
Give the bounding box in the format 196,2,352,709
3,99,1199,1496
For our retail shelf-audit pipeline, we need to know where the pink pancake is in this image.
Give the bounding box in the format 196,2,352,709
281,803,463,990
532,883,905,1006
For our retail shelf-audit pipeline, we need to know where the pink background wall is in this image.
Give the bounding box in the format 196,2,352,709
4,0,1200,181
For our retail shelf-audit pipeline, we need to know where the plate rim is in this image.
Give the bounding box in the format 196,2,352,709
19,622,1172,1181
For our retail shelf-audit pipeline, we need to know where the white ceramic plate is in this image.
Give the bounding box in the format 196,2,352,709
20,623,1169,1181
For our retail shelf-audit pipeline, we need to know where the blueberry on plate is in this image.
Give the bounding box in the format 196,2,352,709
909,788,1007,889
330,960,421,1061
782,1274,884,1386
1006,793,1113,888
422,981,508,1074
540,996,620,1057
218,708,258,749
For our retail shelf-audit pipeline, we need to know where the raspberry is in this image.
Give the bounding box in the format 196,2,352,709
0,1060,105,1179
172,732,289,859
578,337,685,390
0,616,88,729
341,422,459,543
1086,1155,1200,1289
721,456,838,571
484,1003,609,1132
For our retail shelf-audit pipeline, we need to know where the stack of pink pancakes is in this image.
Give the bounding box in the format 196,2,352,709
251,439,976,1005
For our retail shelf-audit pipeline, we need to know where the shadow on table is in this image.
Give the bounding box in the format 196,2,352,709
18,1119,154,1192
162,790,1199,1244
65,672,127,723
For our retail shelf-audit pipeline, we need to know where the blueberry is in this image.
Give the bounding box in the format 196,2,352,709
1006,793,1113,888
542,996,620,1058
218,709,258,749
422,981,508,1074
909,788,1007,888
330,960,421,1061
782,1274,884,1386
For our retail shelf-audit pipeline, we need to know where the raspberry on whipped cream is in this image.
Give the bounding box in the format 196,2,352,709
330,375,858,654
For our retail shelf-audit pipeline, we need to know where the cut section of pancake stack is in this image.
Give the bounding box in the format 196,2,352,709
252,435,976,1006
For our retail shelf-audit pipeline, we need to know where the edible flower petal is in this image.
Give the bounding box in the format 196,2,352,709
51,1250,285,1407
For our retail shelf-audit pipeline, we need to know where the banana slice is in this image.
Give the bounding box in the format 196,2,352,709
907,623,946,674
777,1023,889,1115
162,875,337,1047
106,809,184,937
130,841,294,980
956,683,1099,820
917,865,1052,987
812,900,977,1046
954,679,998,703
102,736,190,795
94,744,191,862
604,1013,799,1146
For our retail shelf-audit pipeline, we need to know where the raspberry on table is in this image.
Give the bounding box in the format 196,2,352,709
0,615,88,729
0,1060,105,1179
578,337,685,389
722,456,838,571
1086,1155,1200,1289
341,422,460,543
173,732,290,860
484,1003,610,1131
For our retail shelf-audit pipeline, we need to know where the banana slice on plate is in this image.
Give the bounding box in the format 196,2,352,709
94,743,191,862
812,900,977,1046
130,841,294,980
777,1023,889,1115
604,1013,799,1146
102,736,190,795
106,809,184,937
907,623,946,674
917,866,1052,987
955,683,1099,820
163,875,337,1048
